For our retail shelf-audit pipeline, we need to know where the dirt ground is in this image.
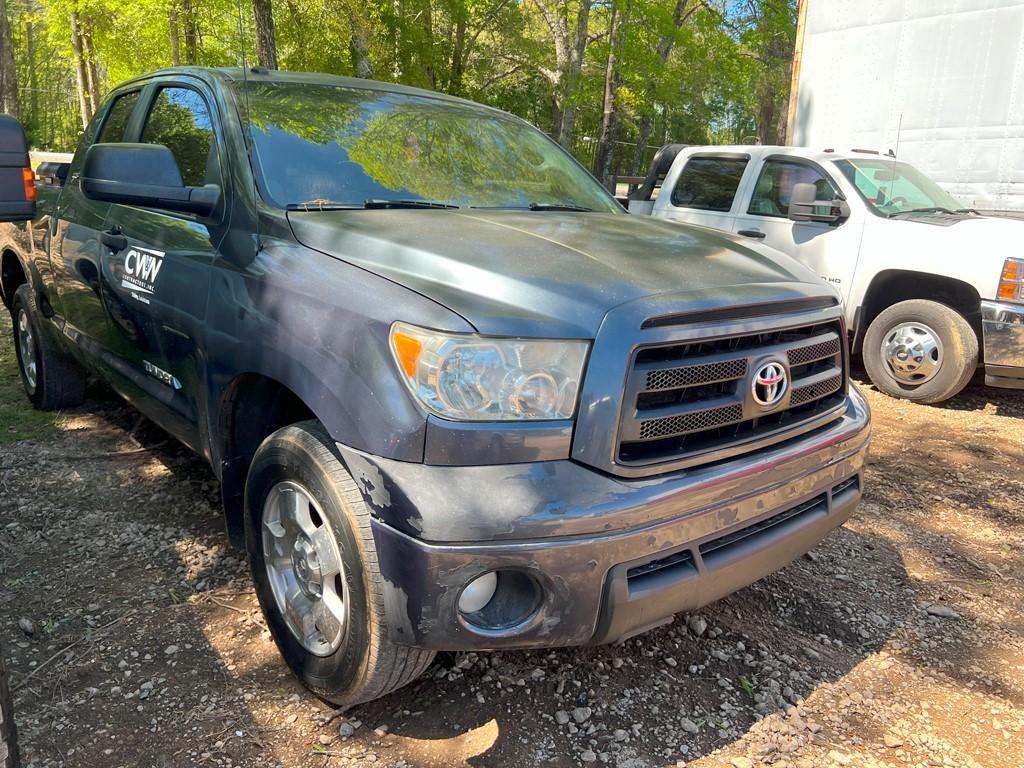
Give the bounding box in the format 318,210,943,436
0,310,1022,768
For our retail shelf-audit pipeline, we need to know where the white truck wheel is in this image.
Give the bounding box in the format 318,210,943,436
863,299,978,404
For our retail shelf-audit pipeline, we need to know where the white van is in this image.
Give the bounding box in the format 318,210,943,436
629,145,1024,404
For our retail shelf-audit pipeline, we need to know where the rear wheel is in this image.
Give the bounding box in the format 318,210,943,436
863,299,977,404
0,649,20,768
10,284,85,411
244,421,434,707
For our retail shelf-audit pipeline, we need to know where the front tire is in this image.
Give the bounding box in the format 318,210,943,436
10,284,86,411
244,421,435,707
863,299,977,404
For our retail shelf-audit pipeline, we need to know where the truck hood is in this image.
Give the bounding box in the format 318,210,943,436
288,210,825,337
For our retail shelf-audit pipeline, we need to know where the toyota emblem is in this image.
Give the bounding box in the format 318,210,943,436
752,361,788,407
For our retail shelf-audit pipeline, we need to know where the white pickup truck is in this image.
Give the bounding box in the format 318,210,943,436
628,145,1024,404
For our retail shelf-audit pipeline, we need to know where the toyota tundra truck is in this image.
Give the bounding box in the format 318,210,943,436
0,69,870,708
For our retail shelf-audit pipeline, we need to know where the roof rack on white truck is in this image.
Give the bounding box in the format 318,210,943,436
629,145,1024,404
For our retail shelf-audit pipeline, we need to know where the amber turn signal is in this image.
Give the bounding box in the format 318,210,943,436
997,258,1023,302
21,167,37,203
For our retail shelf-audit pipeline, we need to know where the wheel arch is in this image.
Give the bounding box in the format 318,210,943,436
216,372,318,548
0,248,28,309
852,270,982,355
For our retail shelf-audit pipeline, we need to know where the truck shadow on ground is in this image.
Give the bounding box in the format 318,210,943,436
4,378,1019,767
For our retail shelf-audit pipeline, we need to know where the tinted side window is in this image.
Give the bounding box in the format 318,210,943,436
141,87,216,187
748,160,837,218
670,157,748,212
96,91,141,144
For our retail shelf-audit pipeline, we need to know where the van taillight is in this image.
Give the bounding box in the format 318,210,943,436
22,167,36,203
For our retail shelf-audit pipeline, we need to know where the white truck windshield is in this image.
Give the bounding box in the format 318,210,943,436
834,158,967,216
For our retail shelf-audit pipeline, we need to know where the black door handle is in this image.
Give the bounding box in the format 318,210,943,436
100,227,128,253
737,229,766,239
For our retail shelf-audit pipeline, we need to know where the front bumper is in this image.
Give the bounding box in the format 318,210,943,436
982,300,1024,389
343,386,871,651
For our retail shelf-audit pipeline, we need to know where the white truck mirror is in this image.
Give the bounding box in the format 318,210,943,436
787,182,850,225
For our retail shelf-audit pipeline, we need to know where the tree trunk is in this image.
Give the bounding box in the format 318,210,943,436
252,0,278,69
557,0,591,148
70,12,92,128
449,13,466,94
756,99,773,145
182,0,198,64
169,7,181,66
27,19,37,133
593,0,624,185
0,0,20,119
82,26,101,115
346,0,373,78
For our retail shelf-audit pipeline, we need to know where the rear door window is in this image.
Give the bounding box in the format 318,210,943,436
670,156,748,212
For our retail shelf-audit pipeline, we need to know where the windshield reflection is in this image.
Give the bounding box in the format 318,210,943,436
242,82,618,213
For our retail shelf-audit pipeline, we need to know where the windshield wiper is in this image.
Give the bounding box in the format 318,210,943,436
286,200,362,211
364,199,459,210
887,206,959,217
528,202,594,212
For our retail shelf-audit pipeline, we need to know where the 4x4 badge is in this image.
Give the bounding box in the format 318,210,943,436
752,361,787,407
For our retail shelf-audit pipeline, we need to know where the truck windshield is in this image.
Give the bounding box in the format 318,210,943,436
240,81,619,212
834,158,966,216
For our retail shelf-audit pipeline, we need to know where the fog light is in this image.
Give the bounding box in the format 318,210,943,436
458,572,498,614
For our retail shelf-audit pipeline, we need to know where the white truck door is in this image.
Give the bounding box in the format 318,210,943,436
656,152,752,230
731,156,864,304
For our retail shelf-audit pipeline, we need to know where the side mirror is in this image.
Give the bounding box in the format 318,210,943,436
82,143,220,217
787,182,850,225
0,115,36,223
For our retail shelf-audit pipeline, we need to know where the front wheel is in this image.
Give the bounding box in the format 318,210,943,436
244,421,435,707
863,299,978,404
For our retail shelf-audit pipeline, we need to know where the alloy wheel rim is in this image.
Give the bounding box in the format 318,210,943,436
881,322,943,386
17,308,37,394
261,480,348,656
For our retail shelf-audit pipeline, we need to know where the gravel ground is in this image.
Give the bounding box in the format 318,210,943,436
1,313,1022,767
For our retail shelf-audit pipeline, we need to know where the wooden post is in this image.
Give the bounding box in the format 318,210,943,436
784,0,809,146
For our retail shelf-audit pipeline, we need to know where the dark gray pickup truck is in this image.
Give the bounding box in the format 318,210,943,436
0,68,870,708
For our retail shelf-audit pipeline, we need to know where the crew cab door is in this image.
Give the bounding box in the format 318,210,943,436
655,152,750,230
96,83,224,451
50,89,143,350
731,156,863,303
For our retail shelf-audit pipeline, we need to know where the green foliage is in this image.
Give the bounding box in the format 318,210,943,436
4,0,796,175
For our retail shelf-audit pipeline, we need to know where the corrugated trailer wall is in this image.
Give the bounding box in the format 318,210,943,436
790,0,1024,212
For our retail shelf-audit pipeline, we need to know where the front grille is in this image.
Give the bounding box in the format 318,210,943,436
618,319,847,468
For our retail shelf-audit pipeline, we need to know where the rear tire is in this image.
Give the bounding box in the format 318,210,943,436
244,420,435,707
0,649,20,768
10,284,86,411
863,299,977,404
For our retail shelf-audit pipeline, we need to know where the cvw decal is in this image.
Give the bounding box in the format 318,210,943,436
121,246,165,296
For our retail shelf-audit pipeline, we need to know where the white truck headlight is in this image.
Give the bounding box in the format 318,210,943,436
389,322,589,421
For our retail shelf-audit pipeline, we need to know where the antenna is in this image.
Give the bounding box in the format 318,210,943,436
892,113,902,159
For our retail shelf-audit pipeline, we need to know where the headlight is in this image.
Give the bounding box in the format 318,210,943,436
997,258,1024,302
389,322,589,421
